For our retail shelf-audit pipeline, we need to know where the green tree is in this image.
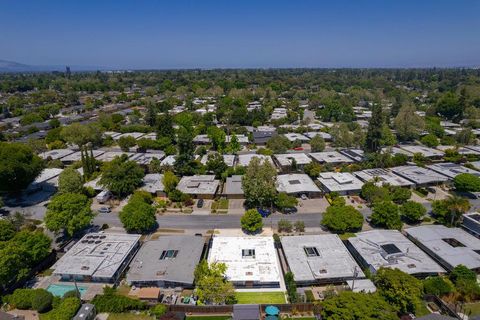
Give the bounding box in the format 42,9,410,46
390,186,411,204
284,271,298,303
360,182,391,204
437,91,462,120
100,154,145,197
207,126,226,151
117,135,136,151
309,135,325,152
330,123,355,147
41,297,81,320
432,195,470,226
226,133,241,154
303,162,322,178
454,173,480,192
423,276,455,296
0,220,16,241
0,142,44,192
240,209,263,233
400,201,426,224
206,153,228,179
58,167,84,194
321,204,363,233
156,114,175,140
365,103,383,153
61,123,103,147
266,135,291,153
31,289,54,313
194,260,236,305
420,134,439,148
162,170,179,193
174,126,196,175
119,196,157,233
45,193,94,236
242,157,277,208
393,104,425,141
374,268,423,314
370,201,402,230
321,291,397,320
275,192,298,211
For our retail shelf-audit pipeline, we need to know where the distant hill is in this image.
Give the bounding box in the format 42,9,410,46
0,59,105,73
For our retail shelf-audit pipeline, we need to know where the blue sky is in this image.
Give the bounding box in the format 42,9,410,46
0,0,479,69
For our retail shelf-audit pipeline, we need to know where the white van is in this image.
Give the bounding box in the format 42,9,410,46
96,190,112,204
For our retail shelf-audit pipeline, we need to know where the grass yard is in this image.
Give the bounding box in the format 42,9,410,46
108,313,154,320
212,199,229,213
235,292,286,304
186,316,231,320
465,302,480,316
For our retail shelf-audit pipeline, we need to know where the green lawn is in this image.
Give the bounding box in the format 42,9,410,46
465,302,480,316
186,316,231,320
108,313,154,320
212,199,229,212
235,292,286,304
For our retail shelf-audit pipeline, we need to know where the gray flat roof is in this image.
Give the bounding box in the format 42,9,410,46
60,150,105,162
126,236,204,285
130,151,166,165
348,230,444,275
53,232,140,280
391,165,449,185
276,174,320,194
39,148,75,160
354,168,414,187
398,145,444,158
426,162,480,179
340,149,364,162
225,175,244,195
177,175,219,195
237,154,273,167
318,172,363,192
309,151,353,164
96,151,135,162
405,225,480,270
274,153,312,166
281,235,364,282
140,173,165,194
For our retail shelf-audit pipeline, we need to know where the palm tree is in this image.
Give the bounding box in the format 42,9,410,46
445,195,471,226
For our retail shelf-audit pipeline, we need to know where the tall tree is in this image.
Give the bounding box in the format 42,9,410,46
365,103,383,153
100,154,145,197
194,260,236,305
242,157,277,207
45,193,93,236
58,167,84,194
393,104,425,141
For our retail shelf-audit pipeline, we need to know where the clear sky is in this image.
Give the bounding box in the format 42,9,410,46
1,0,479,69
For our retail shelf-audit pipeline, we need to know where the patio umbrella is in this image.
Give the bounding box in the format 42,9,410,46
265,306,280,316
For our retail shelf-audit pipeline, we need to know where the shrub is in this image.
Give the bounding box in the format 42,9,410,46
454,173,480,192
92,288,146,313
150,304,168,318
41,297,81,320
278,219,293,233
423,276,454,296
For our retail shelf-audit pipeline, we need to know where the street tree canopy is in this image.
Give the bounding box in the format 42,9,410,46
100,154,145,197
119,193,157,233
321,204,363,233
45,193,94,236
242,157,277,208
370,201,402,230
58,167,84,194
240,209,263,233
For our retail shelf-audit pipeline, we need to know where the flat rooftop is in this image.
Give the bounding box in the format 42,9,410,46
405,225,480,270
39,149,75,160
348,230,444,275
391,165,449,185
224,175,244,195
436,145,480,155
309,151,353,164
284,133,310,142
382,146,414,157
318,172,363,193
113,132,145,140
398,145,444,158
201,154,236,167
177,175,219,195
208,236,281,284
237,154,273,167
274,153,312,166
304,131,332,141
130,151,166,165
354,168,414,187
60,150,105,163
426,162,480,179
126,235,204,285
281,235,364,282
340,149,364,162
53,232,140,279
96,151,135,162
276,174,320,194
140,173,164,194
161,155,176,166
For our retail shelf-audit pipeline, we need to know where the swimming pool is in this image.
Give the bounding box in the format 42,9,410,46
46,284,88,298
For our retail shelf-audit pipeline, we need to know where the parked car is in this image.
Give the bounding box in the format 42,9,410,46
257,208,271,217
301,194,308,200
283,207,298,214
96,190,112,204
98,206,111,214
426,187,436,194
197,199,204,208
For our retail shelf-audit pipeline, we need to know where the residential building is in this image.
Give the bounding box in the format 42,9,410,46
276,174,321,198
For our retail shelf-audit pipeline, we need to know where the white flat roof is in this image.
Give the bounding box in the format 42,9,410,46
208,236,281,284
427,162,480,179
39,149,75,160
276,174,320,194
140,173,164,194
304,131,332,140
177,175,219,195
281,235,364,282
53,232,140,280
391,165,449,185
237,154,273,167
405,225,480,270
274,153,312,166
348,230,444,275
161,155,176,166
318,172,364,193
33,168,64,184
309,151,353,164
96,151,135,162
354,168,414,187
200,154,236,167
60,150,105,162
284,133,310,142
398,145,444,158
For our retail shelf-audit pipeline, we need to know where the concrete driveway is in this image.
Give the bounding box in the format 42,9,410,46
228,199,245,214
297,197,329,214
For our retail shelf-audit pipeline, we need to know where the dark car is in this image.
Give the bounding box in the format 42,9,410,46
257,208,271,217
283,207,298,214
197,199,204,208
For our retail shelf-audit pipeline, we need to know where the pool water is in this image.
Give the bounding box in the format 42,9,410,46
47,284,88,297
